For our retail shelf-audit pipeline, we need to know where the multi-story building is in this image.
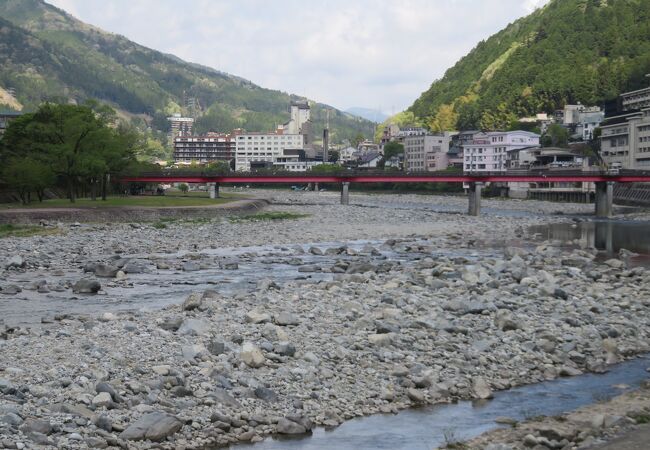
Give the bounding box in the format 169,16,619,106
600,108,650,169
463,131,540,172
620,87,650,112
167,113,194,139
173,133,235,163
234,131,304,171
403,132,454,172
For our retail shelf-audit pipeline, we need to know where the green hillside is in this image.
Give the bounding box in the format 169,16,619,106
409,0,650,131
0,0,373,144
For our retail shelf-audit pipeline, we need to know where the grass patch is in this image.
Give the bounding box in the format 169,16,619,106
0,224,59,238
230,211,309,222
0,193,246,209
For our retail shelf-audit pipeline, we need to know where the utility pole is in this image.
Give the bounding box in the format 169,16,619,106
323,109,330,163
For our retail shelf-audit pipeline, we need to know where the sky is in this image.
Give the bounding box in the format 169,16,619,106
47,0,550,115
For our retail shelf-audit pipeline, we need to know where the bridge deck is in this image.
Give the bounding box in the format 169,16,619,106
121,170,650,184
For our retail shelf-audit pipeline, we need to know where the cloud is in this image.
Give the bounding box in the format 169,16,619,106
46,0,549,114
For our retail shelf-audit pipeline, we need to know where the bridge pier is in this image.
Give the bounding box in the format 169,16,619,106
208,182,220,199
315,183,319,192
341,182,350,205
595,181,614,218
468,182,483,216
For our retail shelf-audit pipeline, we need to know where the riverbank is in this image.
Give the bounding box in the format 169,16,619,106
461,381,650,450
1,190,649,449
0,197,268,224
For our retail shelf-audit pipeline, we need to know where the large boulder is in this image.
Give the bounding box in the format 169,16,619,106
93,264,119,278
178,319,210,336
72,279,101,294
276,417,307,434
5,256,25,269
182,292,203,311
472,376,493,399
240,342,265,368
119,412,183,442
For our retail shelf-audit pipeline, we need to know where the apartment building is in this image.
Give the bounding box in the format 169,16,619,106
403,132,454,172
620,87,650,112
234,131,304,171
173,133,234,163
600,108,650,169
167,113,194,139
463,131,540,172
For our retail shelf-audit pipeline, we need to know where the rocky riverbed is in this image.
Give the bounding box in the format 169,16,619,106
1,190,649,449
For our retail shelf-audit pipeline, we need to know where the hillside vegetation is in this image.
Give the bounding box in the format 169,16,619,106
0,0,374,144
409,0,650,131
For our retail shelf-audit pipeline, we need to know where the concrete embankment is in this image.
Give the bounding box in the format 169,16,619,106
0,198,270,224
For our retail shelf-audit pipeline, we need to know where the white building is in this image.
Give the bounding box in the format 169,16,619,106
167,113,194,138
463,131,540,172
600,107,650,169
403,132,454,172
234,132,304,171
338,146,357,163
283,101,311,135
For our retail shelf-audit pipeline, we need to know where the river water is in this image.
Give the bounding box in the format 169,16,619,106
233,355,650,450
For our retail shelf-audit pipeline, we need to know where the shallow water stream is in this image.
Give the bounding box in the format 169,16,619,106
233,355,650,450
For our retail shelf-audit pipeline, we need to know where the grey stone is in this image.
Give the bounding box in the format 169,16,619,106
5,255,25,269
274,342,296,356
254,387,278,402
119,412,183,442
472,376,493,399
178,319,210,336
274,312,299,326
19,418,52,435
94,264,119,278
92,392,113,408
241,342,265,368
182,292,203,311
72,279,101,294
276,417,307,434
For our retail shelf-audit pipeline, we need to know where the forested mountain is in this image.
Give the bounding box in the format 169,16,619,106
0,0,374,144
409,0,650,131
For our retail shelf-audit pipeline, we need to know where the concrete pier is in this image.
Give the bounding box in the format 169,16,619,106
341,182,350,205
208,183,220,199
468,182,483,216
595,181,614,218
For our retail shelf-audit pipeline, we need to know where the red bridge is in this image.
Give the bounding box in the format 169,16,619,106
121,170,650,217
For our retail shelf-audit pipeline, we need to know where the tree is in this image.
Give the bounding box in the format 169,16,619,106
428,104,458,132
310,164,344,174
2,158,55,204
328,150,339,163
382,142,404,160
542,124,569,147
0,102,138,203
204,161,230,174
351,133,365,148
178,183,189,194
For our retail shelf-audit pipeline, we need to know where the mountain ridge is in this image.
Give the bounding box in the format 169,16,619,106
409,0,650,131
0,0,374,143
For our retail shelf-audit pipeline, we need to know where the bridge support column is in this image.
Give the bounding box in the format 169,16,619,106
341,182,350,205
315,183,319,192
595,181,613,218
208,183,220,199
468,182,483,216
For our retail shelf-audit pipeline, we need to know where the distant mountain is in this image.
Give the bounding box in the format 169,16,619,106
0,0,374,143
409,0,650,131
345,107,389,123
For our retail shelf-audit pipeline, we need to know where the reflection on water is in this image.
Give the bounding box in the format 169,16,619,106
233,356,650,450
530,220,650,261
